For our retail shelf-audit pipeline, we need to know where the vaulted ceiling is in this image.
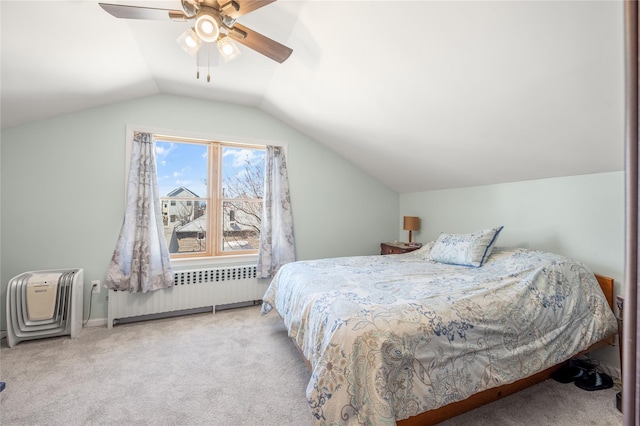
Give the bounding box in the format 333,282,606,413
1,1,625,193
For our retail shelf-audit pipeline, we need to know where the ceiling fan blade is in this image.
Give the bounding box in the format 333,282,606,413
228,23,292,63
217,0,276,19
99,3,186,20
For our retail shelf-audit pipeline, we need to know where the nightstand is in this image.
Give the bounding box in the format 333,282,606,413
380,242,421,255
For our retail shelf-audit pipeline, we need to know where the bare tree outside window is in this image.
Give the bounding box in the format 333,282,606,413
155,139,265,258
221,147,265,252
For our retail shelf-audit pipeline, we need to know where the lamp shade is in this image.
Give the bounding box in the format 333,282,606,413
217,36,241,62
403,216,420,231
177,28,201,56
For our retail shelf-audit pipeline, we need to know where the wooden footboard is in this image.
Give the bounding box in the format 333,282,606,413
289,273,616,426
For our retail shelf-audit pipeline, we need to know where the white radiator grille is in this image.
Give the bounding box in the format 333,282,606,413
174,266,257,286
107,265,267,329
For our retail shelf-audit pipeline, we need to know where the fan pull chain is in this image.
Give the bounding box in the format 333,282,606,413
196,49,200,79
207,43,211,83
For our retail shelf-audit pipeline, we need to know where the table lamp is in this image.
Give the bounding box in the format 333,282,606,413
403,216,420,243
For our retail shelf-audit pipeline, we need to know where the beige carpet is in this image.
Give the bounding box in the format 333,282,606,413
0,305,622,425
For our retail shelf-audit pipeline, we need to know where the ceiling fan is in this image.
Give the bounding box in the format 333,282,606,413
99,0,292,79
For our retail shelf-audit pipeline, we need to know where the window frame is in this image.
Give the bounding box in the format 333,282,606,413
157,136,265,259
124,125,285,268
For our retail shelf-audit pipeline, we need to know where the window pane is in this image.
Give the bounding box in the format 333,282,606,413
164,199,208,254
156,141,208,198
222,147,265,199
153,138,266,258
156,140,210,256
222,200,262,252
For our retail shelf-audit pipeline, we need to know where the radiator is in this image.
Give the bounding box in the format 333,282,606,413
6,269,84,348
107,265,267,328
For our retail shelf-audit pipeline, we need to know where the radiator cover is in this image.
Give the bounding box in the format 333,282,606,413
107,265,267,328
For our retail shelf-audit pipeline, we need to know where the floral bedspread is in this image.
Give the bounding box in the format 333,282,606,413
261,245,618,425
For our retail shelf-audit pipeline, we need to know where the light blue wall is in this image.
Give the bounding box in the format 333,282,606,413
0,94,399,326
1,94,623,368
400,171,625,367
400,172,624,281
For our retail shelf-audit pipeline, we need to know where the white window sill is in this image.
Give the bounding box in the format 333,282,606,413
170,253,258,270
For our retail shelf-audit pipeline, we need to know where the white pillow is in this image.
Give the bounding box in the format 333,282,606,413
430,226,504,267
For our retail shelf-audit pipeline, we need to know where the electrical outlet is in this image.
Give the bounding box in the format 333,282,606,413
91,280,101,294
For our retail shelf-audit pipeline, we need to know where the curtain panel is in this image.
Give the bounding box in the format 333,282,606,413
256,146,295,279
624,1,639,424
105,132,174,293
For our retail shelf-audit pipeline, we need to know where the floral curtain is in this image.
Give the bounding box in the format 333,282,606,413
623,0,639,423
105,132,174,293
256,146,295,279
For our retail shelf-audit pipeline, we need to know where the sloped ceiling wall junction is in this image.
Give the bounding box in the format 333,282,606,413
1,1,624,193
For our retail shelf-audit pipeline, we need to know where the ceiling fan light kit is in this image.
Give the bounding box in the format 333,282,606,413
99,0,292,81
177,28,201,56
217,36,241,62
194,8,221,43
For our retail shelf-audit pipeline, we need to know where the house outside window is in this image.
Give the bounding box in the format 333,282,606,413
155,136,265,258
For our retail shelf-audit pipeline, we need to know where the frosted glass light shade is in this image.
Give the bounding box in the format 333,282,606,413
217,37,241,62
177,28,201,56
195,11,220,43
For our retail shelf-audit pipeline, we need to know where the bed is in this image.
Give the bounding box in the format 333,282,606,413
260,228,618,426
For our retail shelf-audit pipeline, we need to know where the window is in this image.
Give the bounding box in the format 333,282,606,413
155,136,265,258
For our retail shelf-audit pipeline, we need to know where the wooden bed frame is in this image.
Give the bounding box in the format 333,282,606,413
291,273,617,426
